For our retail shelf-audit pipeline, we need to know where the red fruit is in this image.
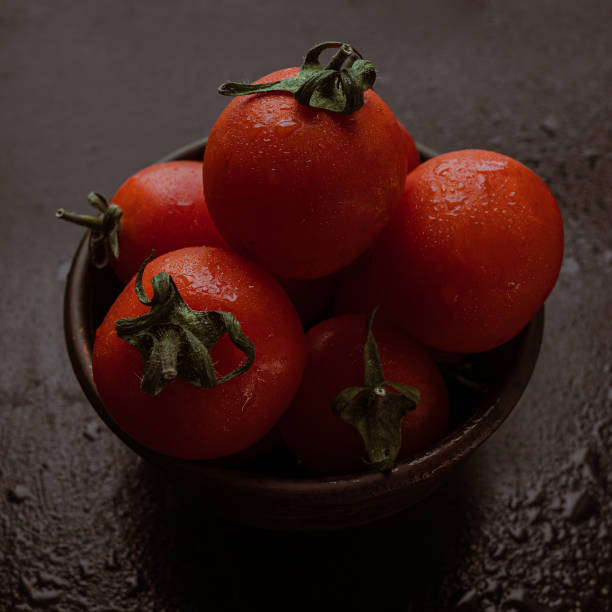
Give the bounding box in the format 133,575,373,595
58,161,229,283
93,246,305,460
335,150,564,353
109,161,229,281
279,313,450,475
203,43,406,280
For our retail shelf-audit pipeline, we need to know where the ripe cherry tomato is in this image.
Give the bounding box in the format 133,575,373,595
279,313,450,475
335,150,564,353
203,61,407,279
93,246,305,460
58,161,229,283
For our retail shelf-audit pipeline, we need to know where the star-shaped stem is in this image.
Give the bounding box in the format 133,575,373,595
218,41,376,114
56,192,122,269
114,253,255,396
332,309,420,471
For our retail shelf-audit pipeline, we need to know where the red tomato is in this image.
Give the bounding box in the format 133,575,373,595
93,246,305,459
279,314,450,475
335,150,564,353
109,161,230,282
203,67,407,280
58,161,229,283
397,120,420,175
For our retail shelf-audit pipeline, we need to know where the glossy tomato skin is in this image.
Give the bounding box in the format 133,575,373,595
279,314,450,475
335,150,564,353
93,246,306,460
110,161,229,283
203,67,407,280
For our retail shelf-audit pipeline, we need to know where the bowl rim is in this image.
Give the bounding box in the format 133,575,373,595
63,137,544,493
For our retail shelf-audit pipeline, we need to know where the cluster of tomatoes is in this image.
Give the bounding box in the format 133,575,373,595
60,42,564,475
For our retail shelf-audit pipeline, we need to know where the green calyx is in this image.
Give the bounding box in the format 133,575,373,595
115,253,255,396
332,308,420,471
56,192,122,269
218,41,376,114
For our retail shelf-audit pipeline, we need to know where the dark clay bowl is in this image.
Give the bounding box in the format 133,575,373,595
63,138,544,531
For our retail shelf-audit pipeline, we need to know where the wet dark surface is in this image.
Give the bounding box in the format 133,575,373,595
1,1,611,610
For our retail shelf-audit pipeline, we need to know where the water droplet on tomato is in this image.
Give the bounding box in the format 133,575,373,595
435,162,452,176
446,192,464,203
474,159,507,171
275,117,300,136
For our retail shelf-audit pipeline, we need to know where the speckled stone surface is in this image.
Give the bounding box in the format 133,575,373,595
1,1,611,610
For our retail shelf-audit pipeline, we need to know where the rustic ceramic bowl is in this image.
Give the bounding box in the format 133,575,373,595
63,138,544,531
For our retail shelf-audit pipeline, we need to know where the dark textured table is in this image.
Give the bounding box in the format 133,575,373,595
1,2,611,610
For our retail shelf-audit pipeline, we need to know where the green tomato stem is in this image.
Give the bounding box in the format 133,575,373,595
56,209,104,229
218,41,376,115
56,192,122,269
159,327,181,381
332,308,421,471
114,253,256,396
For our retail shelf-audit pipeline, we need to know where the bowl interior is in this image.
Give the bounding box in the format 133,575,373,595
64,138,544,490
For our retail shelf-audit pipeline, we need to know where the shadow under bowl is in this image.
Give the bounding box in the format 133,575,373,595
63,138,544,531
